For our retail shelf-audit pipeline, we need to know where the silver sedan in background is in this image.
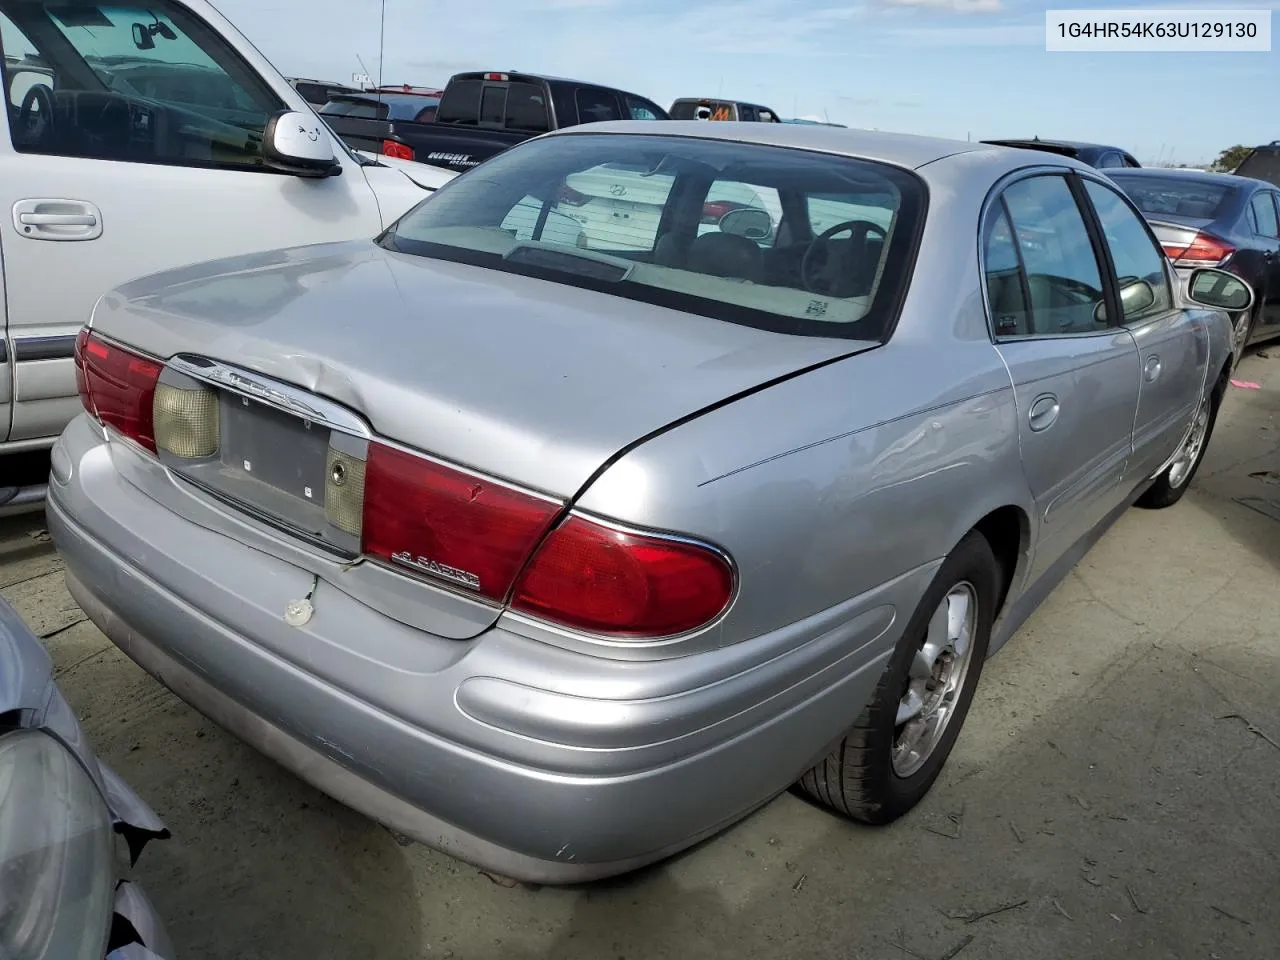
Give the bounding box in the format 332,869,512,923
0,597,171,959
47,122,1250,883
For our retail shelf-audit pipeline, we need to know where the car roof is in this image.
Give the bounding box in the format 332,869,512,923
541,120,1094,173
1105,167,1269,190
986,137,1128,153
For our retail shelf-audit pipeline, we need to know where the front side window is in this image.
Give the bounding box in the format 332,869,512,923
624,96,662,121
384,133,923,340
1083,179,1172,323
0,0,282,169
1250,192,1280,238
994,175,1109,336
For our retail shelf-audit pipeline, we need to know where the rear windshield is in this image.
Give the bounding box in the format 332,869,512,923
381,133,924,340
1107,173,1234,219
321,97,383,119
1234,148,1280,188
670,100,734,121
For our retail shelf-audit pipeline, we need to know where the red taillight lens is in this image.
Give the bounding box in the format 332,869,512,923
77,331,163,452
1162,232,1234,267
382,139,415,162
511,516,734,638
361,443,561,602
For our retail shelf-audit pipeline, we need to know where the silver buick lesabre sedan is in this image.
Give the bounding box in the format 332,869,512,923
47,122,1250,883
0,597,172,958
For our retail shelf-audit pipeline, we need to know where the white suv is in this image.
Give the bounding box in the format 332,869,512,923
0,0,453,511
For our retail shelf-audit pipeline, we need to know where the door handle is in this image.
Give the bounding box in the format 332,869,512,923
1028,394,1060,432
12,199,103,241
1144,356,1162,382
19,213,96,226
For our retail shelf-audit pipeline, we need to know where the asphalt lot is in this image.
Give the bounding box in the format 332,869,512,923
4,352,1279,960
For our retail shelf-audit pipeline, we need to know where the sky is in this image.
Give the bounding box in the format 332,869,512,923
215,0,1279,166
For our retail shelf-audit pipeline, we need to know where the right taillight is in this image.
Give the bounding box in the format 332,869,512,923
1162,231,1234,267
510,516,735,638
354,440,734,638
382,139,415,162
76,330,163,453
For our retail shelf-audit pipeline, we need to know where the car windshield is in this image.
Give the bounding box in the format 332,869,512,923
1108,173,1233,219
380,133,923,340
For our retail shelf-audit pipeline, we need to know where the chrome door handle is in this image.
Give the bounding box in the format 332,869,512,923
19,213,96,226
1144,356,1162,382
1028,394,1060,432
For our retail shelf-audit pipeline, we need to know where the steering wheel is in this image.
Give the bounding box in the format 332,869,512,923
801,219,887,296
16,84,54,147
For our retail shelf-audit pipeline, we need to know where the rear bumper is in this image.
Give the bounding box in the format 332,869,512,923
49,414,923,882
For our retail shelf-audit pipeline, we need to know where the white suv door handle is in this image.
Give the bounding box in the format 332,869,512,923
19,212,96,226
12,199,103,241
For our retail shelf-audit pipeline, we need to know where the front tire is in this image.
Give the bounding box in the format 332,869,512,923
1135,387,1218,509
796,531,998,824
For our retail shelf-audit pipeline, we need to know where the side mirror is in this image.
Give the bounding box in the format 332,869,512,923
718,206,773,242
1094,277,1156,323
1186,267,1253,312
262,110,340,178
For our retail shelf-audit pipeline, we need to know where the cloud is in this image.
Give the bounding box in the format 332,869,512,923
887,22,1042,45
881,0,1002,12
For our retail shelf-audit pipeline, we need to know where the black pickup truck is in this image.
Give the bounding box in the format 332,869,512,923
324,70,669,173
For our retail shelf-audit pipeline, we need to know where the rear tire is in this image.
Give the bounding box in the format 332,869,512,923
1135,386,1219,510
796,532,998,824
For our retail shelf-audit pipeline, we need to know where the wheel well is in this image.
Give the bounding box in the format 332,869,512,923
972,506,1027,615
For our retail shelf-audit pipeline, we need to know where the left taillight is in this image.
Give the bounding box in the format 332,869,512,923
76,330,163,453
382,139,415,162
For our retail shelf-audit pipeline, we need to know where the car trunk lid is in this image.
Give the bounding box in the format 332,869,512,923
88,240,871,633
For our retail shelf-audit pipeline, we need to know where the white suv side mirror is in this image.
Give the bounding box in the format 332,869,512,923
263,109,340,178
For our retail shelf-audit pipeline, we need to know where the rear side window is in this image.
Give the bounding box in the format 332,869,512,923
739,104,758,121
383,133,924,341
992,175,1109,336
1250,192,1280,238
1106,173,1231,220
984,207,1033,337
575,88,621,124
437,79,481,123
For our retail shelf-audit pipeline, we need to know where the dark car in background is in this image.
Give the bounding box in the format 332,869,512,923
984,137,1141,170
669,98,781,122
1234,141,1280,188
288,76,360,108
1107,167,1280,363
319,90,441,157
